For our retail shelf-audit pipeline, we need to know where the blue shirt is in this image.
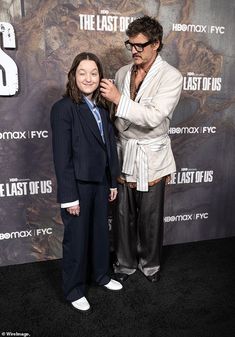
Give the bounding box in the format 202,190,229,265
83,96,105,143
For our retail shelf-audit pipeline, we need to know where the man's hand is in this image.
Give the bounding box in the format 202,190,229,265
165,175,171,184
100,79,121,105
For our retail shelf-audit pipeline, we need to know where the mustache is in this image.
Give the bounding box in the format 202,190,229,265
132,53,141,58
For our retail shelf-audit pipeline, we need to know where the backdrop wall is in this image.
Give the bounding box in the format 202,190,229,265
0,0,234,266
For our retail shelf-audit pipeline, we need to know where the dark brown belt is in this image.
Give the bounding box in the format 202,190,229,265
117,176,164,189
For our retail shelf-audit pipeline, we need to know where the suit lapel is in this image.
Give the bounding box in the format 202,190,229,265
99,107,108,141
99,107,112,156
135,55,164,102
123,68,131,98
77,102,105,148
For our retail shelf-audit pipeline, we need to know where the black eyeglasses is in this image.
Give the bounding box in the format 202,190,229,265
125,39,156,52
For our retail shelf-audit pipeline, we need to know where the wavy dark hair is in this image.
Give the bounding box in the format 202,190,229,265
126,16,163,52
65,52,106,106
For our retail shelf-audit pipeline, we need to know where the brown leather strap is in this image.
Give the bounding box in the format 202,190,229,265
117,176,163,188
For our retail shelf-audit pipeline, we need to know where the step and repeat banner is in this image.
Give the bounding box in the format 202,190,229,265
0,0,234,266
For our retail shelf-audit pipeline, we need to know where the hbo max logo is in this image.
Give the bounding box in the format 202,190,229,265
0,130,48,140
0,228,52,240
172,23,225,34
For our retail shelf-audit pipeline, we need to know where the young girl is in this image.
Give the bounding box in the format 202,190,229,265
51,52,122,314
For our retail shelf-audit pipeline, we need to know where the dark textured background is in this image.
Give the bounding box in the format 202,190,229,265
0,0,234,266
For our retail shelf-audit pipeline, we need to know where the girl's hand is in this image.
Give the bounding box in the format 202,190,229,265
109,188,118,202
67,205,80,216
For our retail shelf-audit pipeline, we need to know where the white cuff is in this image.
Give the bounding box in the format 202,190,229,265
115,95,130,118
61,200,79,208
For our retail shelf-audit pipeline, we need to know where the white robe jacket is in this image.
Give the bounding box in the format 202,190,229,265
114,55,183,191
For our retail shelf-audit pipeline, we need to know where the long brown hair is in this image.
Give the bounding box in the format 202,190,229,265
65,52,106,106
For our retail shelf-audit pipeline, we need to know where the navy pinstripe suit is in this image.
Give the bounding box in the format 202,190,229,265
51,96,119,301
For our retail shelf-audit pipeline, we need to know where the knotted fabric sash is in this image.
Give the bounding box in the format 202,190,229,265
121,134,169,192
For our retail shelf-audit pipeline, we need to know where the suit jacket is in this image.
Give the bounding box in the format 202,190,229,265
114,55,183,184
50,96,119,203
